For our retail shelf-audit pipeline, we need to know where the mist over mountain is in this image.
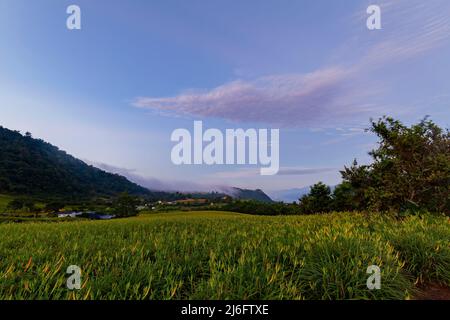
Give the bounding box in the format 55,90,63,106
91,162,273,202
0,126,150,198
222,187,273,203
0,125,272,202
268,187,311,203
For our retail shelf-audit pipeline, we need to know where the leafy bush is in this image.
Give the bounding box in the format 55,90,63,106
298,117,449,215
341,116,450,214
298,182,332,214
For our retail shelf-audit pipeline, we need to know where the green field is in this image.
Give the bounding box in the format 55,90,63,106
0,211,449,300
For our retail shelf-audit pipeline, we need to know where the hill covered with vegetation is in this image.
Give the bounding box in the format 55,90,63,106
228,187,273,202
0,126,150,198
0,126,273,204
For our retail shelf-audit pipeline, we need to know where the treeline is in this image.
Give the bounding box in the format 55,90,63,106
3,192,141,218
221,200,300,216
223,116,449,216
1,116,447,217
0,126,273,202
299,117,449,215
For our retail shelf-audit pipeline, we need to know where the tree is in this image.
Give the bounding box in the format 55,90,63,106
7,198,40,214
332,181,357,212
298,182,332,214
341,116,450,214
44,202,65,213
6,199,24,212
113,192,139,217
0,125,150,198
339,159,373,211
23,200,39,213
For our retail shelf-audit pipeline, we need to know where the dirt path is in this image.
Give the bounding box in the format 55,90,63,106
414,283,450,300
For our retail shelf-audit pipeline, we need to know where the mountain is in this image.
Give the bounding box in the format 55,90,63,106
225,187,273,202
268,187,311,203
0,126,273,202
0,126,150,198
142,188,273,203
90,161,273,202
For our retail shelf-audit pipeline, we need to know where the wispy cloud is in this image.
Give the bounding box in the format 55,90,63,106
87,160,233,193
133,0,450,127
357,0,450,66
88,160,336,193
133,67,373,127
212,167,336,179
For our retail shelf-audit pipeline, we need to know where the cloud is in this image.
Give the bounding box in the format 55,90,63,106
212,167,337,179
277,167,337,176
133,67,371,127
357,0,450,67
87,160,336,194
87,161,137,177
133,0,450,128
87,160,233,193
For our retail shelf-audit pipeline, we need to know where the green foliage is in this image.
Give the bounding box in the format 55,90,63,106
298,182,332,214
6,199,25,212
222,200,300,215
44,202,65,213
0,126,274,204
0,194,14,212
341,116,449,214
0,126,150,198
23,200,39,213
331,181,356,211
5,198,40,214
113,192,139,217
231,188,273,202
1,211,448,300
298,117,449,215
374,215,450,285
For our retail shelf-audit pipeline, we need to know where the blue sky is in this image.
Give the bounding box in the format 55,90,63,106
1,0,449,197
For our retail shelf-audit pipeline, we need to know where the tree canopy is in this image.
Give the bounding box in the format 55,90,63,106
300,116,449,215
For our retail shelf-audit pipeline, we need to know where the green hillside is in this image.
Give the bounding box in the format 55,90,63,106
0,126,150,198
0,126,273,203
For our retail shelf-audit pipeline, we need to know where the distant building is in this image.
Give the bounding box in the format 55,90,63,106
57,211,83,218
57,211,115,220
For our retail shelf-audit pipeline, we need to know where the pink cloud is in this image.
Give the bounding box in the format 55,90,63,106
132,0,450,127
133,67,373,127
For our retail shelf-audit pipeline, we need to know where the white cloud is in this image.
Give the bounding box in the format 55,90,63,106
133,0,450,128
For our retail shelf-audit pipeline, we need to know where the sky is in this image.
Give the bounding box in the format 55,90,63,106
1,0,449,198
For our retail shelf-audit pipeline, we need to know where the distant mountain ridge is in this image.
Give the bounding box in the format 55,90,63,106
268,187,311,203
226,187,273,202
269,186,337,203
0,126,272,202
0,126,150,198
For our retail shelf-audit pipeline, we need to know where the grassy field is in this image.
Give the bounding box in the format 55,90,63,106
0,211,449,300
